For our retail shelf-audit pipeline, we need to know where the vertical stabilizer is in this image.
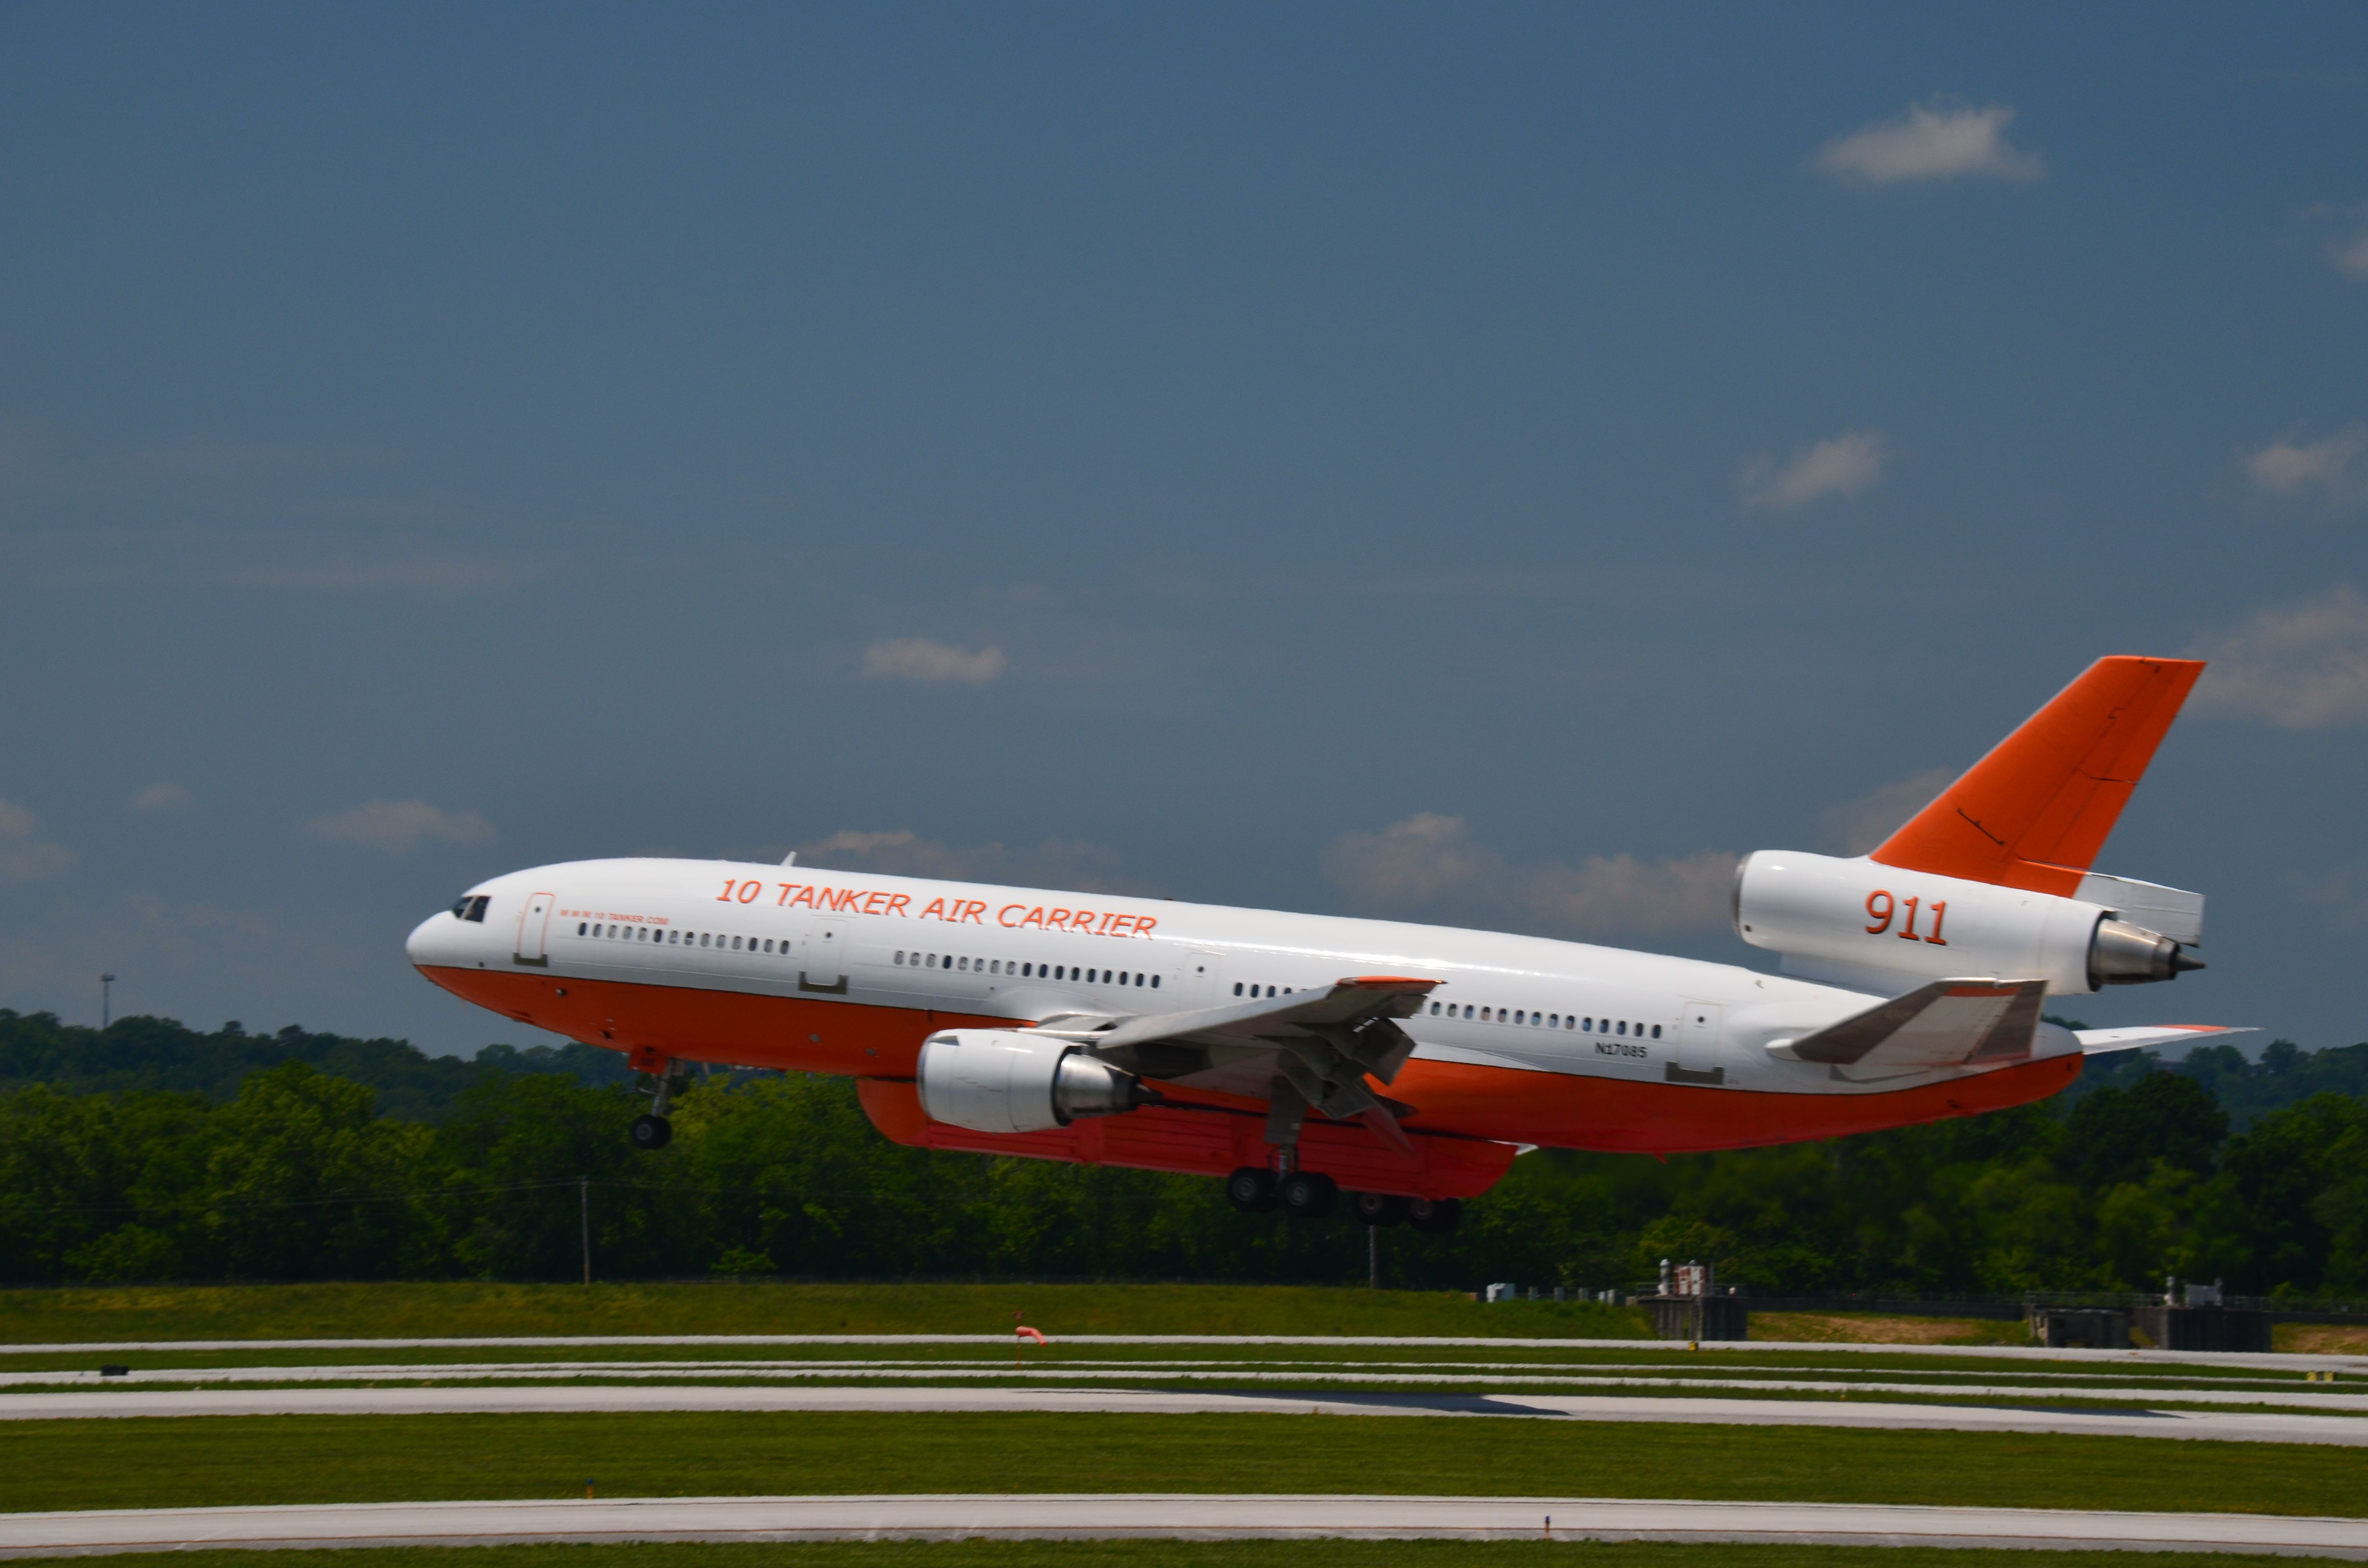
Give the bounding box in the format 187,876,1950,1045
1869,656,2203,896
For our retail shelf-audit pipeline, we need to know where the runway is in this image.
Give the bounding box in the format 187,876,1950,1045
4,1493,2364,1558
8,1382,2366,1445
11,1335,2359,1376
12,1360,2368,1412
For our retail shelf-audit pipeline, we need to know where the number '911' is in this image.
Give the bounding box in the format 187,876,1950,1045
1865,889,1948,944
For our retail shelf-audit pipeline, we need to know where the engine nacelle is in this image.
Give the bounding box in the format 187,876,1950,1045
1733,851,2204,996
915,1029,1157,1135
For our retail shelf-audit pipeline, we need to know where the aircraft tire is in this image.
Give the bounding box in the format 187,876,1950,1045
1224,1166,1279,1213
1279,1170,1339,1219
629,1114,673,1152
1352,1191,1409,1226
1406,1197,1461,1235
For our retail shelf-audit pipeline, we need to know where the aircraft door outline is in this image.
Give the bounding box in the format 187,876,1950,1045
515,892,555,968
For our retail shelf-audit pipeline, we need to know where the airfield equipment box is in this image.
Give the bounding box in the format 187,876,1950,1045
1641,1293,1748,1341
2031,1308,2131,1348
2133,1305,2274,1352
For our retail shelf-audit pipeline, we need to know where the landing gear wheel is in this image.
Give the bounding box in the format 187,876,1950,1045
1352,1191,1409,1226
1406,1196,1461,1234
1279,1170,1339,1219
629,1113,673,1152
1225,1166,1279,1213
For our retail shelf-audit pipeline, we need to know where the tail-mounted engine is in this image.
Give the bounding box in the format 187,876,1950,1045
916,1029,1159,1135
1733,851,2204,995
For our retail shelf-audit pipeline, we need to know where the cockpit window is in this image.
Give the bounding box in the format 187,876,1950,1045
453,894,490,923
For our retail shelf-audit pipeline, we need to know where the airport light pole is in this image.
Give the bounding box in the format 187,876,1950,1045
100,974,115,1030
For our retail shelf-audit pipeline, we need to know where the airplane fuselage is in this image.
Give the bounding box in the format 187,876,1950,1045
407,855,2083,1187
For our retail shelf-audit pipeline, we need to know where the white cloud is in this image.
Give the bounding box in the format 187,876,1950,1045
1819,767,1957,857
305,800,498,853
862,638,1008,685
129,782,193,812
2332,228,2368,282
0,798,75,882
1741,431,1887,511
2246,427,2368,506
2294,863,2368,928
1325,814,1736,940
1815,98,2047,186
2189,586,2368,730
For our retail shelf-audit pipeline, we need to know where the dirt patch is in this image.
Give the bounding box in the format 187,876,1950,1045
2276,1323,2368,1356
1750,1311,2029,1345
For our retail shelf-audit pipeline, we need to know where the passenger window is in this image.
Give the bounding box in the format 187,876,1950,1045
577,923,587,936
1463,1005,1475,1020
1233,982,1243,996
1151,975,1160,988
1565,1016,1574,1029
1652,1024,1663,1039
1617,1020,1627,1035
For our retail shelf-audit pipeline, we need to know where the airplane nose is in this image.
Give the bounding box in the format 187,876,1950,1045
406,911,450,968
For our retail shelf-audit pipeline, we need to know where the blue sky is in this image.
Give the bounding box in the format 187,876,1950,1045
4,4,2365,1057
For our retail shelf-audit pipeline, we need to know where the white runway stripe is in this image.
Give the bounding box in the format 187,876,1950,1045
4,1383,2365,1445
3,1494,2364,1559
5,1336,2358,1376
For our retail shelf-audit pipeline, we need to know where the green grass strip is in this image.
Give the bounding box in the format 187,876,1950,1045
0,1283,1650,1343
7,1413,2361,1518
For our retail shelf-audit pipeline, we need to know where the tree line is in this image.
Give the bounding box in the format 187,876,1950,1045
2,1008,2363,1296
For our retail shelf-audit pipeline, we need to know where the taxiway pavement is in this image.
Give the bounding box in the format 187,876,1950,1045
4,1494,2364,1558
6,1383,2365,1445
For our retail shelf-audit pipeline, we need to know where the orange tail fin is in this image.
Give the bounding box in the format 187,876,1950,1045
1868,656,2204,896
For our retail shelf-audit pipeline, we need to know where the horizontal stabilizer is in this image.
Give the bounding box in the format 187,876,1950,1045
1771,978,2047,1076
2074,1024,2256,1056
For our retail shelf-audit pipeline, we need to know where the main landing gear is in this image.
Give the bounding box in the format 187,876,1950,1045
1225,1166,1460,1233
629,1052,685,1151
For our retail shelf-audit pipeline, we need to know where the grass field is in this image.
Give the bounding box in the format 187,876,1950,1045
25,1546,2342,1568
1746,1315,2029,1347
9,1412,2364,1518
0,1284,1651,1344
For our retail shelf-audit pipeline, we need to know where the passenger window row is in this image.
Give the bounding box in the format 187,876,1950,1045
1231,983,1295,999
893,953,1159,988
575,922,795,956
1427,1000,1662,1040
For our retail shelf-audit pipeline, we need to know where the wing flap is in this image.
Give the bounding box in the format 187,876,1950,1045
1773,978,2048,1075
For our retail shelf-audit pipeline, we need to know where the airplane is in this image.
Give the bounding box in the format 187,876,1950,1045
407,656,2240,1232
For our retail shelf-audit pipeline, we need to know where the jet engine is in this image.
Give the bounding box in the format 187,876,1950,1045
1732,850,2204,995
916,1029,1159,1135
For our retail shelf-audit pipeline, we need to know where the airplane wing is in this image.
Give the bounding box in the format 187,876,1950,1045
1768,978,2048,1080
2073,1024,2256,1055
1029,975,1441,1151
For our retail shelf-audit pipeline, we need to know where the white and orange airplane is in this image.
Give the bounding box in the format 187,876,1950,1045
408,657,2237,1231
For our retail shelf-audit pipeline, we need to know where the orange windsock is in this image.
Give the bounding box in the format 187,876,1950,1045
1016,1326,1048,1345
